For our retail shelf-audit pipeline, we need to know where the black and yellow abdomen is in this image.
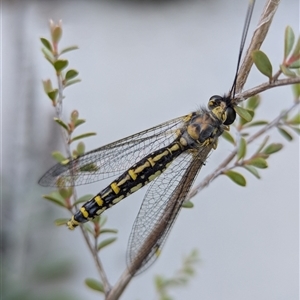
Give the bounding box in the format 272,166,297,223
67,140,186,229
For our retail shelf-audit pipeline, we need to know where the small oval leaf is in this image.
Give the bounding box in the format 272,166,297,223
65,69,79,80
263,143,283,155
290,126,300,134
51,151,67,163
292,37,300,58
280,64,296,78
43,192,66,207
278,127,293,141
245,120,269,127
289,59,300,69
41,47,54,64
252,50,273,79
97,237,117,251
73,194,94,206
292,83,300,99
235,106,253,122
288,113,300,125
85,278,104,293
246,95,260,111
47,90,58,102
54,218,69,226
237,137,247,161
79,163,99,172
40,37,53,52
59,187,73,199
65,78,81,87
60,45,79,55
77,142,85,156
99,228,118,235
224,170,246,186
222,130,235,145
71,132,96,143
284,26,295,59
243,165,261,179
54,59,68,72
53,118,69,131
247,157,268,169
74,119,86,128
182,200,194,209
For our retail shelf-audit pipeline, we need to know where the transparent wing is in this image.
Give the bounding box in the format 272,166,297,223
39,115,188,187
126,144,213,275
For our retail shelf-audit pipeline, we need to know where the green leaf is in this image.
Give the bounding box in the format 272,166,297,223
288,113,300,125
99,228,118,235
284,26,295,59
290,126,300,134
292,83,300,99
73,194,94,206
246,95,260,111
58,187,73,199
245,120,269,127
277,127,293,141
54,218,69,226
280,64,296,77
43,192,66,207
289,59,300,69
263,143,283,155
70,110,79,122
85,278,104,293
83,223,94,234
77,142,85,156
235,106,253,122
154,275,165,289
224,170,246,186
47,89,58,102
53,118,69,131
40,37,53,52
252,50,273,79
74,118,86,128
79,163,99,172
292,37,300,58
182,200,194,208
54,59,68,72
60,45,79,55
41,47,54,64
222,130,235,145
52,151,67,163
247,157,268,169
237,137,247,161
65,69,79,80
65,78,81,87
243,165,261,179
97,237,117,251
71,132,96,143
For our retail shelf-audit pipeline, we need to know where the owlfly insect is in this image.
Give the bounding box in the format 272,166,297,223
39,0,256,275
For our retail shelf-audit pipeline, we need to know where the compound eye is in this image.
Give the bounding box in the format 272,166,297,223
208,95,223,110
224,106,236,125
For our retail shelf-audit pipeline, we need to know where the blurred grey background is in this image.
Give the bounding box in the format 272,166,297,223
2,0,299,299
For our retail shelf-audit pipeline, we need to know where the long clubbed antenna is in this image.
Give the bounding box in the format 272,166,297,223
229,0,255,100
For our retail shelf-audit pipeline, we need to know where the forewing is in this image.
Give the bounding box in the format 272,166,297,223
126,144,213,275
39,115,187,187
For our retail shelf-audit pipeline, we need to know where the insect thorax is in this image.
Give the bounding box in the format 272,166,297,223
179,109,224,150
